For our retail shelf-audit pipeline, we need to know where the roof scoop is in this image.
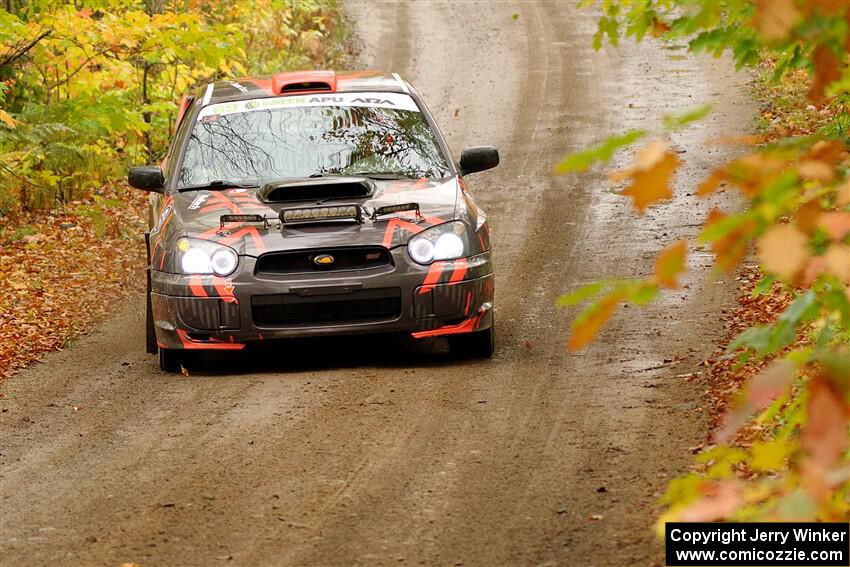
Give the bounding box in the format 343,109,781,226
259,177,374,204
272,70,336,94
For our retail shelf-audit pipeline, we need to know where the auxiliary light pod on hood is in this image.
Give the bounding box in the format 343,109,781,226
278,202,423,226
280,204,363,225
259,177,374,204
219,214,270,230
371,202,421,221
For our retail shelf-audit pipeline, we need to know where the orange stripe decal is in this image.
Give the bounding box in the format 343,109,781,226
176,329,245,350
449,259,468,284
411,316,479,339
188,275,208,297
418,261,447,294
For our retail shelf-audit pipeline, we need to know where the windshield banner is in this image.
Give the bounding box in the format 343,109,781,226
199,92,419,120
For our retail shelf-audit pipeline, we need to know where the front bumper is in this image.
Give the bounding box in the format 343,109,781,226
151,249,494,351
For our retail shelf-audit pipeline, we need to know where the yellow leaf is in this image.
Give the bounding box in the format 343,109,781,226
654,240,687,288
0,109,17,128
757,224,809,280
568,292,622,351
611,142,680,214
751,438,792,472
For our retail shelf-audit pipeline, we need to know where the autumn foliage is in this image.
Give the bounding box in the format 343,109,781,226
0,0,343,213
561,1,849,524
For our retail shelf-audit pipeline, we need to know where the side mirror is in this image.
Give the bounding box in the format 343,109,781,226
459,146,500,176
128,166,165,192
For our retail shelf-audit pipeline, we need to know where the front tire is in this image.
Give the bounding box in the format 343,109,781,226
159,348,182,373
448,325,494,359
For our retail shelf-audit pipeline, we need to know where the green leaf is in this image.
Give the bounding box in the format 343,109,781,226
623,281,659,305
556,281,607,307
751,274,777,297
663,104,712,131
553,129,646,173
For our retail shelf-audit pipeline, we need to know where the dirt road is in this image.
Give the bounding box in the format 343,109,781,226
0,2,753,565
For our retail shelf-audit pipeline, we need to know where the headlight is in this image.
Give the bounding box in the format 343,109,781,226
407,221,474,264
176,238,238,276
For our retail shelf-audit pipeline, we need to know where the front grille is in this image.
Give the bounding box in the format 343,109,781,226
255,247,392,275
252,288,401,327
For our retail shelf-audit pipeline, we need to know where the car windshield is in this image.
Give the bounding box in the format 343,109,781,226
177,94,450,189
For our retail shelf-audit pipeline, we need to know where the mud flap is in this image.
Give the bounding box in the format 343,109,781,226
145,233,158,354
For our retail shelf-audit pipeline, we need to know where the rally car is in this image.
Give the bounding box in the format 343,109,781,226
129,70,498,372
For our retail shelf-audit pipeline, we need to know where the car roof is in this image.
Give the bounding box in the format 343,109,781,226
196,70,410,106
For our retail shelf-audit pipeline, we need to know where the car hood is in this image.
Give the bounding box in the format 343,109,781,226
166,177,462,256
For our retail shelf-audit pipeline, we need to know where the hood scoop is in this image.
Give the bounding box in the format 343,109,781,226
259,177,374,204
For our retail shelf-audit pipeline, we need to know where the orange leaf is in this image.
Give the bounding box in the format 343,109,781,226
823,244,850,283
803,256,828,286
752,0,800,41
808,44,842,102
697,171,725,197
725,153,787,197
757,224,810,280
654,240,687,288
568,292,622,351
748,359,795,408
819,211,850,241
651,17,670,37
706,209,756,273
797,159,835,182
612,142,680,214
802,376,849,474
796,199,823,234
838,179,850,207
806,140,845,164
678,481,744,522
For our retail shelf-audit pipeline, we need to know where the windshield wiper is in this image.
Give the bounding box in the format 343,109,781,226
178,180,259,192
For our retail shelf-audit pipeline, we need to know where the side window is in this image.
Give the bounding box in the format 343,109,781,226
163,101,196,183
